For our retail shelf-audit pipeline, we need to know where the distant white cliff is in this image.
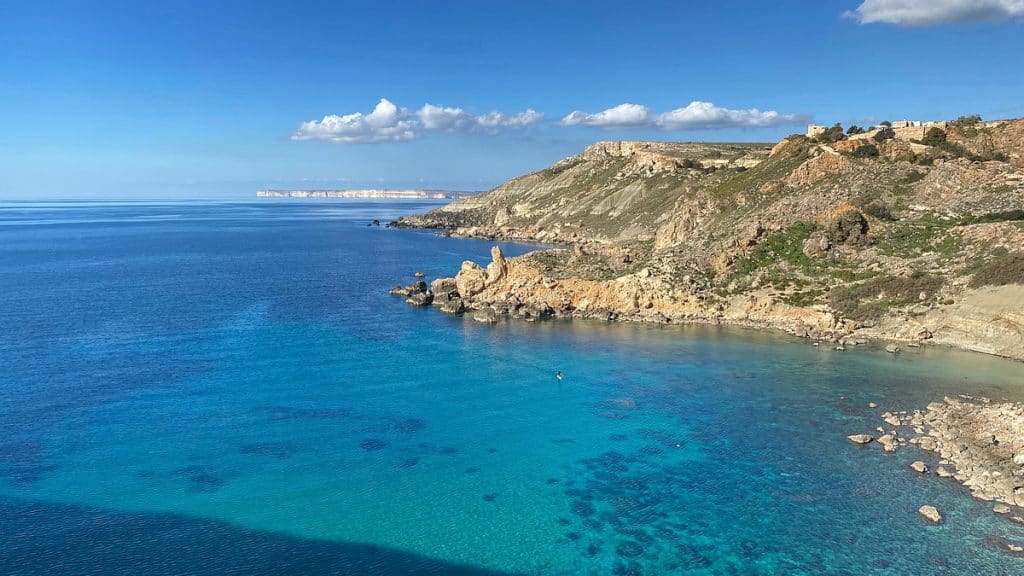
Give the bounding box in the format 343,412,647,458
256,189,474,199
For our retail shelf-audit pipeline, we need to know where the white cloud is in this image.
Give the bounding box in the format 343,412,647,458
293,99,543,143
560,103,652,127
847,0,1024,26
477,109,545,129
415,104,543,132
560,101,808,131
292,99,417,144
416,104,477,132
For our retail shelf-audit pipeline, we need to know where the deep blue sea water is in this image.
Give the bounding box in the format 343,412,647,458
2,200,1024,575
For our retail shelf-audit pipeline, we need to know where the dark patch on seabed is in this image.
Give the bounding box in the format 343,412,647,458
0,438,57,485
269,406,352,421
0,498,519,576
392,417,426,433
557,439,761,573
170,465,227,493
360,438,389,451
240,442,292,460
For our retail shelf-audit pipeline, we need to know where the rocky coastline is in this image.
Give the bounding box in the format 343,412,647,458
389,243,1024,361
897,397,1024,509
389,122,1024,361
391,246,854,335
842,397,1024,551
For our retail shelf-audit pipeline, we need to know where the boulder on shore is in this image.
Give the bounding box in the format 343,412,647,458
405,291,433,306
473,308,498,323
389,280,428,297
439,298,466,314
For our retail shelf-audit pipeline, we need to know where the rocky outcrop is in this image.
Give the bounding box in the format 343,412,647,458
918,505,942,524
389,280,427,297
948,119,1024,167
419,244,855,341
884,397,1024,508
785,152,854,186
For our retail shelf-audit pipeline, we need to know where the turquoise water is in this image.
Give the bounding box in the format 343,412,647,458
2,200,1023,575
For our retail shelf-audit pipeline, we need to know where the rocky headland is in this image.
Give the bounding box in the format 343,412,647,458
392,118,1024,361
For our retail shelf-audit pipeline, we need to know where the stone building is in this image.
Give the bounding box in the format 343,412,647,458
806,124,827,138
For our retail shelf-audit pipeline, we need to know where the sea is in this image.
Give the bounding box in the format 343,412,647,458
1,200,1023,575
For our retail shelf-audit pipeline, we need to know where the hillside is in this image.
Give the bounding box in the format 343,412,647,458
392,119,1024,360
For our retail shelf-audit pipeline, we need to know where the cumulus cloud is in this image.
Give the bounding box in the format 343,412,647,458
293,99,543,143
846,0,1024,26
292,99,417,144
415,104,543,132
560,101,808,130
560,103,652,128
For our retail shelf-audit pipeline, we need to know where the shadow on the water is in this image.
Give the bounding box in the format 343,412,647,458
0,497,520,576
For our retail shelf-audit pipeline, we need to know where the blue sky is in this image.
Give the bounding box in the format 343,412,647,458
1,0,1022,198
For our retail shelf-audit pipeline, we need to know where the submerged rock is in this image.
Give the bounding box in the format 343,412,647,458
911,461,929,473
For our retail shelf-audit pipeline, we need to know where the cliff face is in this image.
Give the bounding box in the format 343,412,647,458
395,119,1024,360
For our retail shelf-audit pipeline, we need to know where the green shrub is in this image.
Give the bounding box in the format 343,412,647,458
830,273,945,321
815,124,845,144
960,210,1024,225
953,115,982,127
734,222,817,276
921,127,947,147
969,252,1024,287
862,202,896,221
873,127,895,142
851,144,879,158
783,289,824,307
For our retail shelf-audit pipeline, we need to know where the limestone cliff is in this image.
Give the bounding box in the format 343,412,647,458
394,119,1024,361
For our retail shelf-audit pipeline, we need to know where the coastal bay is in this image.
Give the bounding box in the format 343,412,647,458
3,201,1024,575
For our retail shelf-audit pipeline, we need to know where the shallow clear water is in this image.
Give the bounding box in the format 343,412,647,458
2,200,1023,575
